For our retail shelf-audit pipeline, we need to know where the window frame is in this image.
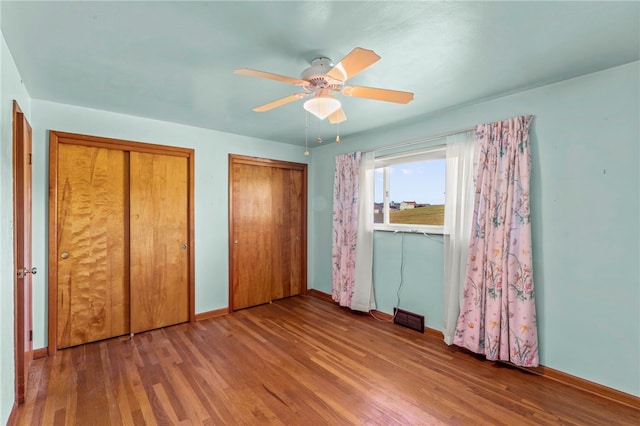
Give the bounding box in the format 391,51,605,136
373,145,446,234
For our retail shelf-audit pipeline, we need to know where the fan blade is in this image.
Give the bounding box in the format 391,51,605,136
326,48,381,82
253,93,307,112
234,68,309,87
328,108,346,124
342,85,414,104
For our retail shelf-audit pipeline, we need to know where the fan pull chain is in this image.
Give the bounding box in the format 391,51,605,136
336,122,340,143
316,118,322,143
304,112,310,156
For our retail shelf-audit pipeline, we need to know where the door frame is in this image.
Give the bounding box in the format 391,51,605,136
13,100,33,404
228,154,308,311
48,131,196,355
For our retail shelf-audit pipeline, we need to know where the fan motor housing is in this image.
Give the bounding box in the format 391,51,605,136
301,57,344,91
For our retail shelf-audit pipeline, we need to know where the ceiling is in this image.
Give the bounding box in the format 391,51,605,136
2,1,638,146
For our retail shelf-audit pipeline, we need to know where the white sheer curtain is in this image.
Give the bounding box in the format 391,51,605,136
443,131,476,344
351,151,376,312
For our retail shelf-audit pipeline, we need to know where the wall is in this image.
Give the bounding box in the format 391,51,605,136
29,100,309,350
0,30,32,425
308,61,640,396
1,42,637,426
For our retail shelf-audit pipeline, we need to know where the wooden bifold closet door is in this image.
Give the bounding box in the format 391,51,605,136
129,152,190,333
49,132,194,351
55,144,129,348
229,155,307,311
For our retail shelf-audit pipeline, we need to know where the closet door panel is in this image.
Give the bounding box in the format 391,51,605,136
230,162,273,310
285,168,305,298
130,152,189,333
56,144,129,348
270,168,304,300
270,167,285,301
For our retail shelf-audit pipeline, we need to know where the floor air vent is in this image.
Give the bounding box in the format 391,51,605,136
393,308,424,333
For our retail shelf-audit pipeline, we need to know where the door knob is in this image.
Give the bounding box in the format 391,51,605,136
60,251,70,259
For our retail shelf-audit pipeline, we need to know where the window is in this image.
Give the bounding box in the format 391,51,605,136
374,145,446,233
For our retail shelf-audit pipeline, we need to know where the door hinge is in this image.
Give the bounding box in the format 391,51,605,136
28,153,32,165
29,330,33,342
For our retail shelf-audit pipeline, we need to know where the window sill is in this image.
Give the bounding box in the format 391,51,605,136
373,224,445,235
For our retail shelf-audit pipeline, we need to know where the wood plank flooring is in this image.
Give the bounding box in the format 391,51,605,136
13,296,640,425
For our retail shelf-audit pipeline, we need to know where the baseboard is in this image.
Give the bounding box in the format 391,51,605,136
422,327,444,340
306,289,334,304
6,401,18,426
33,347,48,360
370,309,392,321
195,307,229,321
530,365,639,409
307,289,639,408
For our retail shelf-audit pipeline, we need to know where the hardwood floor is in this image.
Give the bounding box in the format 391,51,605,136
13,296,640,425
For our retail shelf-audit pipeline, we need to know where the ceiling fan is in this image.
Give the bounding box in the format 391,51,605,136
234,47,414,124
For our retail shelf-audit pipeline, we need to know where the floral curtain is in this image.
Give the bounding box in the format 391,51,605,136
454,115,539,367
332,152,362,307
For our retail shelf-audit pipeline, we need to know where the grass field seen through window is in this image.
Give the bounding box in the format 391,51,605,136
374,204,444,226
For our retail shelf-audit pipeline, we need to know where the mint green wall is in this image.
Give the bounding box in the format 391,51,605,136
1,38,637,426
0,31,32,424
29,100,309,351
308,62,640,396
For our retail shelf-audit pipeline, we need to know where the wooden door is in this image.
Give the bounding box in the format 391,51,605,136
56,144,129,348
230,161,273,310
130,152,189,333
49,132,195,353
13,101,33,404
271,167,305,300
229,156,307,311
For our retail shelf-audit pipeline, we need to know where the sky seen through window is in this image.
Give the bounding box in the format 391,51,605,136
375,159,446,205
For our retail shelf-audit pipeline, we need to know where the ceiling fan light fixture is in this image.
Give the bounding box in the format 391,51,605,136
303,96,341,120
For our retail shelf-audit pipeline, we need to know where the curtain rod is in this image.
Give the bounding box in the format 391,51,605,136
362,126,475,154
